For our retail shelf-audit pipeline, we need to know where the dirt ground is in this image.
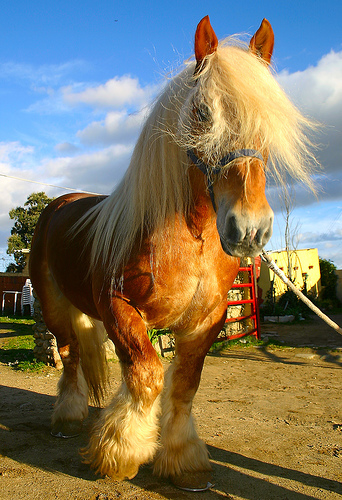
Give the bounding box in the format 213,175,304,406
1,315,342,500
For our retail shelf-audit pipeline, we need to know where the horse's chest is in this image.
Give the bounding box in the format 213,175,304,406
120,223,239,332
141,253,238,331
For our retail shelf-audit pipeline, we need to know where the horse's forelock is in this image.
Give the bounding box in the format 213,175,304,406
179,41,318,188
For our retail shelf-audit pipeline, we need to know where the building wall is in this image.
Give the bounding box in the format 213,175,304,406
258,248,321,302
0,272,29,314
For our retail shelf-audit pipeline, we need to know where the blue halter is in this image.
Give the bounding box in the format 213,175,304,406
187,148,264,212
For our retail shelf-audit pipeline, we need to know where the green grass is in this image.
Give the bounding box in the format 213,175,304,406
0,315,35,333
148,328,173,347
0,317,46,372
210,334,291,353
210,334,260,352
0,315,35,325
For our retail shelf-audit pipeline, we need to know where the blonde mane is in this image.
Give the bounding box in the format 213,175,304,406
80,37,317,280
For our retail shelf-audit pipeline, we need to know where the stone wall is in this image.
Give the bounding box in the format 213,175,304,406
32,293,63,369
32,293,119,367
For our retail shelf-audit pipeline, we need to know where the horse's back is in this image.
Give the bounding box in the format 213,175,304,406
30,193,106,318
31,193,103,251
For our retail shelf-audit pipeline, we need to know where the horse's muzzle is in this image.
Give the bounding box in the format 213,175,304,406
217,209,274,258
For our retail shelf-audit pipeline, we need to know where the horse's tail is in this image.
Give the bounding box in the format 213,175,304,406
70,308,109,406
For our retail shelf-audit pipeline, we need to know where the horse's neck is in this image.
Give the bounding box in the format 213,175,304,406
186,167,216,238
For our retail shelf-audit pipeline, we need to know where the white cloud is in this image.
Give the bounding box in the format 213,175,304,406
77,109,146,146
278,51,342,114
0,141,34,165
25,94,70,115
43,144,132,195
0,60,87,87
264,51,342,220
278,50,342,177
0,142,47,248
298,228,342,244
55,142,80,155
267,170,342,215
0,139,132,250
63,75,156,110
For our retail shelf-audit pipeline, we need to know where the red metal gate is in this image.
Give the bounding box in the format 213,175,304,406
224,260,260,340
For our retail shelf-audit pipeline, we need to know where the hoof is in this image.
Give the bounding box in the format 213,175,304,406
171,471,214,492
51,420,83,438
107,467,139,481
80,445,140,480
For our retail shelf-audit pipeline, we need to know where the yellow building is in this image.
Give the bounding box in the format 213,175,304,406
258,248,321,301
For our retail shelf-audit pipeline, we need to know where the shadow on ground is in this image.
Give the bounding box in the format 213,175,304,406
1,383,341,500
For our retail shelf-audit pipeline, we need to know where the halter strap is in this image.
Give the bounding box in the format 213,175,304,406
187,148,264,212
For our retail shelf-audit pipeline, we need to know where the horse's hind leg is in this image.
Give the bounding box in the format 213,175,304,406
82,297,164,480
52,305,108,438
154,305,227,490
52,331,89,438
36,281,94,437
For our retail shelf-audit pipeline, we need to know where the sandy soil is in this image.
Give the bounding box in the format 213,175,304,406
1,315,342,500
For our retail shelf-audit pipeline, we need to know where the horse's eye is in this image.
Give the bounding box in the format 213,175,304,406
195,104,210,123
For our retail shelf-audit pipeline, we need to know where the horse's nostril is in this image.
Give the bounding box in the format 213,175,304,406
226,215,242,243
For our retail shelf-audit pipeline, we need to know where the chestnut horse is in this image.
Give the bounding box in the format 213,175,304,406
30,16,315,490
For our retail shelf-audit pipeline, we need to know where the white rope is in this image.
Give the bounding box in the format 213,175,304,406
261,250,342,335
0,173,104,196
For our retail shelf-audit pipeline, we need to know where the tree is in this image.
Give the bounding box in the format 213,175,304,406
6,192,54,272
319,258,338,302
282,186,301,283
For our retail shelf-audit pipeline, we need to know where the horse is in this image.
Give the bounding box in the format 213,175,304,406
29,16,316,490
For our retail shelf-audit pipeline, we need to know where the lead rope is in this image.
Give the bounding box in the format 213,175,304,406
260,251,342,335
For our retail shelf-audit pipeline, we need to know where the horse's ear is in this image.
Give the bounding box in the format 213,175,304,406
249,18,274,64
195,16,218,73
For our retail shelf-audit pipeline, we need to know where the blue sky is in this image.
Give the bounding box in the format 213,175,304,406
0,0,342,270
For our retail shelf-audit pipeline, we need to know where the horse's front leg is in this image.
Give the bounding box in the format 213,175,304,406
82,297,164,480
154,302,227,490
